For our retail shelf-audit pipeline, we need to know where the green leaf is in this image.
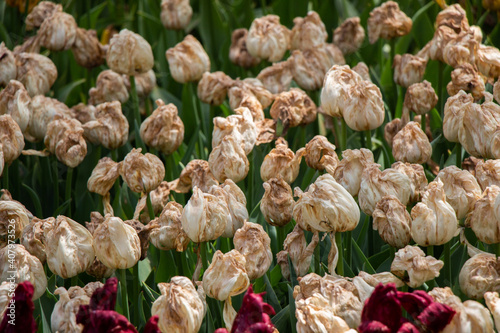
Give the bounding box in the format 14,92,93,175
22,183,43,218
287,285,297,333
272,305,291,333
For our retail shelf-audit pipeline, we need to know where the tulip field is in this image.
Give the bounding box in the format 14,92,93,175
2,0,500,332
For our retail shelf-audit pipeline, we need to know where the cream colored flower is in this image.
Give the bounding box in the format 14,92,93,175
421,26,458,62
260,178,294,227
0,199,30,249
260,138,305,184
359,164,411,216
466,185,500,244
367,1,412,44
476,159,500,191
392,121,432,164
152,276,206,333
197,71,233,106
333,148,375,197
120,148,165,193
304,135,338,171
180,186,229,243
140,99,184,155
88,70,129,105
342,79,385,131
352,62,370,82
229,28,261,68
170,159,218,193
393,54,427,88
160,0,192,30
27,95,72,141
203,249,250,300
270,88,317,130
208,180,247,238
82,100,129,149
246,15,290,62
333,17,365,55
93,214,141,269
0,43,17,86
404,80,438,115
166,35,210,83
0,80,31,133
0,114,24,167
21,217,53,264
123,70,156,99
459,252,500,299
38,11,77,51
447,64,485,101
280,224,319,280
485,292,500,331
71,28,105,68
290,11,327,51
234,221,272,280
209,135,249,183
257,60,293,94
373,195,411,248
15,52,57,97
391,162,428,202
44,118,87,168
443,90,473,143
149,202,189,252
227,85,265,121
291,46,340,91
25,1,62,30
435,4,469,33
293,174,360,233
391,245,443,288
106,29,154,76
476,44,500,79
87,157,121,196
212,107,256,156
232,78,274,109
0,244,47,299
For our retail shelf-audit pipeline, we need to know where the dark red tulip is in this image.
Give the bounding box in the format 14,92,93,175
417,302,455,333
143,315,161,333
0,281,37,333
89,277,118,311
231,286,275,333
360,283,403,333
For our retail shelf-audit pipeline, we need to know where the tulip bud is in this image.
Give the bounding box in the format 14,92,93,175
436,166,481,219
38,12,77,51
203,250,250,300
209,180,247,238
0,43,16,87
384,118,404,147
404,80,438,115
120,148,165,193
466,185,500,244
447,64,485,101
391,162,427,203
0,244,47,299
212,107,256,156
0,80,31,133
485,292,500,331
257,60,293,94
352,62,370,82
333,148,375,197
342,79,385,131
140,99,184,155
166,35,210,83
93,214,141,269
152,276,206,333
476,45,500,79
181,187,229,242
294,174,360,233
333,17,365,55
15,52,57,97
290,11,327,51
475,160,500,191
229,28,261,68
246,15,290,62
304,135,338,171
436,4,469,33
234,222,272,280
25,1,62,30
372,195,411,248
280,225,319,280
459,252,500,299
443,90,473,143
0,114,24,167
296,294,354,333
148,202,189,252
411,179,458,246
88,70,129,105
71,28,105,68
367,1,412,44
393,54,427,88
392,121,432,164
197,71,233,106
391,245,444,288
20,217,52,264
106,29,154,76
45,118,87,168
260,138,305,184
160,0,193,30
0,199,30,249
359,164,411,216
209,135,249,183
270,88,317,131
27,95,71,141
228,85,265,122
87,157,121,196
260,178,294,227
290,46,339,91
171,159,218,193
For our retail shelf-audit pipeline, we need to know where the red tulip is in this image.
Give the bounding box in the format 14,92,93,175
0,281,37,333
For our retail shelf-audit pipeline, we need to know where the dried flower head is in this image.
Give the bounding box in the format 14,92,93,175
447,64,485,101
342,79,385,131
443,90,473,143
476,45,500,79
87,157,121,196
290,11,327,51
229,28,261,68
393,53,427,88
257,60,293,94
152,276,206,333
25,1,62,30
166,34,211,83
123,70,156,99
333,148,375,197
260,138,305,184
246,15,290,62
0,244,47,300
120,148,165,193
389,162,426,203
476,159,500,190
160,0,193,30
436,4,469,33
0,199,30,250
44,118,87,168
27,95,71,142
0,114,24,168
0,43,16,87
333,17,365,55
21,217,53,266
71,28,105,68
391,245,444,288
171,159,218,193
82,101,128,149
465,185,500,244
404,80,438,115
367,1,412,44
106,29,154,76
197,71,233,106
212,107,257,156
373,195,411,248
459,252,500,299
209,135,249,183
296,293,353,333
0,80,31,133
352,62,370,82
148,202,189,252
280,224,319,280
392,121,432,164
15,52,57,97
270,88,317,131
304,135,338,171
294,174,360,232
181,186,229,243
260,178,294,227
228,85,265,122
38,11,77,51
88,70,129,105
140,99,184,155
234,221,272,280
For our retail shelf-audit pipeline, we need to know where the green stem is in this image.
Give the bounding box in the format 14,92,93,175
421,113,426,134
365,130,372,151
129,75,145,150
132,264,140,324
277,226,286,252
146,192,155,220
496,243,500,259
427,245,435,288
438,62,444,118
341,118,347,151
345,231,352,269
2,163,8,190
52,157,60,208
335,232,344,276
332,117,341,150
70,275,78,287
456,143,462,168
200,242,208,271
118,269,130,319
65,167,73,217
314,241,320,274
443,242,451,285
